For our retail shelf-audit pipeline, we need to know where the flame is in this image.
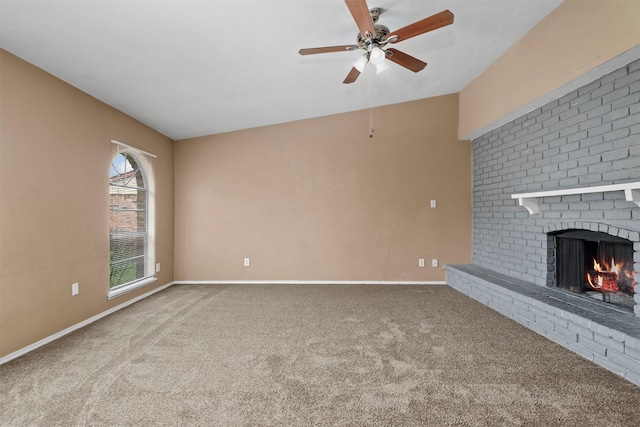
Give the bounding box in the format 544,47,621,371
586,257,636,294
593,260,603,272
592,258,619,273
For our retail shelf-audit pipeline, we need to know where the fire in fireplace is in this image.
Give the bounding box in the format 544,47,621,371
553,230,636,311
586,257,636,294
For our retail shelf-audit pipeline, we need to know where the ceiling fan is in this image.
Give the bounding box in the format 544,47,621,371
299,0,454,84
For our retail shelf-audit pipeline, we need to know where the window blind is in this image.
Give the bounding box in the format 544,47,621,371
109,141,155,290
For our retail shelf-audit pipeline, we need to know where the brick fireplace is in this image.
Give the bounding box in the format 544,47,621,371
548,225,637,311
447,57,640,385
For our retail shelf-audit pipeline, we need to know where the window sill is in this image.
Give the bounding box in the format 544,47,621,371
108,276,157,300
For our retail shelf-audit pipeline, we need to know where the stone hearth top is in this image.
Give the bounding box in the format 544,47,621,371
448,264,640,339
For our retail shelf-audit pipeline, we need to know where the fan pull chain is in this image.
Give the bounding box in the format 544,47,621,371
369,68,375,138
370,107,374,138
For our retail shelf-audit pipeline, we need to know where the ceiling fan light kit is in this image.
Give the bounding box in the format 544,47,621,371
375,61,389,74
369,46,386,65
352,55,369,72
298,0,454,84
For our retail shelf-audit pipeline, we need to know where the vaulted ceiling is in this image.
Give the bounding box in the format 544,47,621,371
0,0,563,140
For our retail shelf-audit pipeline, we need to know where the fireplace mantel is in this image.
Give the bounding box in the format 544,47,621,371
511,182,640,214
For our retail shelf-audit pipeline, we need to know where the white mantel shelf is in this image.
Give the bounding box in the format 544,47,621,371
511,182,640,214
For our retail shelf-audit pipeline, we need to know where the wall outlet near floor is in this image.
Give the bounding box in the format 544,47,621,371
432,259,439,267
244,258,250,267
156,263,161,273
71,282,79,296
430,200,437,208
419,258,425,267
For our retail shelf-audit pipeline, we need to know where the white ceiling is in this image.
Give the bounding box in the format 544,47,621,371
0,0,563,140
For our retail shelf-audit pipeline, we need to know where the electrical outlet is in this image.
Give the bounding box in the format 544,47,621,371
156,263,161,273
430,200,437,208
72,282,79,296
244,258,250,267
419,258,425,267
432,259,438,267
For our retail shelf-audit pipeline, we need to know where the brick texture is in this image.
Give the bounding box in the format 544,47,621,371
471,58,640,315
446,264,640,386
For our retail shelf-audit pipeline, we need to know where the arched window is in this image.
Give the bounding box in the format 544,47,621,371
109,141,156,298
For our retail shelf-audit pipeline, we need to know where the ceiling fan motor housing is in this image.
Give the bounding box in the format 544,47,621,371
356,7,390,51
357,24,390,49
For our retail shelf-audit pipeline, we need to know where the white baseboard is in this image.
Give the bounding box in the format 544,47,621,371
0,281,175,366
175,280,447,285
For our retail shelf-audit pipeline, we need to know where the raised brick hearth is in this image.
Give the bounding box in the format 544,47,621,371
446,264,640,386
446,57,640,384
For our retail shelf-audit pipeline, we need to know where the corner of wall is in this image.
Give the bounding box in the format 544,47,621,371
458,0,640,140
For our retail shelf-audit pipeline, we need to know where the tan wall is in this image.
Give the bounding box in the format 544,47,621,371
175,95,472,282
459,0,640,139
0,50,175,357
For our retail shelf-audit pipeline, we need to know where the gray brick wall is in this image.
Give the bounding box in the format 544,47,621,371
472,58,640,297
446,264,640,386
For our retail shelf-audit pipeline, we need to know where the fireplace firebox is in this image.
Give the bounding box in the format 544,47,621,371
552,230,636,311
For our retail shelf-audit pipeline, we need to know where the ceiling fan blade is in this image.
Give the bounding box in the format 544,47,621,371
388,10,454,43
345,0,376,38
385,48,427,73
299,45,359,55
343,67,361,84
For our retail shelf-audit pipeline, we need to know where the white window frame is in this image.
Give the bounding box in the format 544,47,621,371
108,140,157,299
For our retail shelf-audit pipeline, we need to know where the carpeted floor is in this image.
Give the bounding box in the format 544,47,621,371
1,284,639,426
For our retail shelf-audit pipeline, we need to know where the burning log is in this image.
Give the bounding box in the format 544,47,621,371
585,257,636,294
586,271,619,292
617,276,635,295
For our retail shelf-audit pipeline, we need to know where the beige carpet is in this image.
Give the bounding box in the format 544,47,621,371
1,284,639,426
